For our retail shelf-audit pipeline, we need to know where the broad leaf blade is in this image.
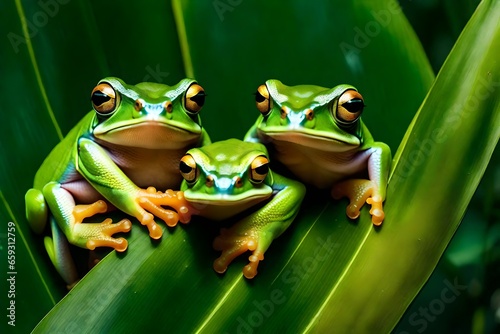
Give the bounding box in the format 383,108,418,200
310,0,500,332
0,0,185,332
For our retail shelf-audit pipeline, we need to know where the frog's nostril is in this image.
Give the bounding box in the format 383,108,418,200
164,101,173,113
206,175,215,188
305,109,314,121
134,99,144,112
234,177,243,188
280,106,289,119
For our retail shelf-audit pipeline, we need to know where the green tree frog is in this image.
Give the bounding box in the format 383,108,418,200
25,77,209,285
245,80,391,225
178,139,306,279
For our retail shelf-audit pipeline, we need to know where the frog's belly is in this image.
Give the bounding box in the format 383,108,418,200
58,148,182,203
62,178,103,204
269,139,370,189
106,146,187,190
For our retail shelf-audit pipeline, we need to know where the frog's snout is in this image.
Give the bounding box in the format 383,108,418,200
212,176,244,194
216,177,232,191
282,108,315,129
133,98,171,117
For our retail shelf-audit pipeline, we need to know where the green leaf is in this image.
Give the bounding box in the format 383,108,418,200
310,0,500,328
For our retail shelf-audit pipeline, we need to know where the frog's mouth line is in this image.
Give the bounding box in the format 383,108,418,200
96,119,202,135
94,121,202,149
257,128,360,151
184,191,272,206
184,191,273,221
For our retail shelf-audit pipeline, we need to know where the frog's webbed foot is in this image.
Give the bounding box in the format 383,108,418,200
73,199,107,223
332,179,385,226
213,228,264,279
135,187,193,239
71,200,132,251
77,218,132,251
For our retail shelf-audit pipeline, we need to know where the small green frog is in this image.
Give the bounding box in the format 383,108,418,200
245,80,391,225
178,139,305,279
25,77,209,285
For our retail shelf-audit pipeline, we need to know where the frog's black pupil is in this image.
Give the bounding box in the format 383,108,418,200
343,99,364,113
255,92,266,103
255,163,269,175
179,161,193,174
190,92,206,107
92,91,111,106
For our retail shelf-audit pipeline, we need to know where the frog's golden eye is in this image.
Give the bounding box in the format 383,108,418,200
185,83,206,114
179,154,198,183
336,89,364,125
249,155,269,184
255,84,272,116
91,83,118,115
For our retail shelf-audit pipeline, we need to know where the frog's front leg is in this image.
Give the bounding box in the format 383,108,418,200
332,142,391,225
213,174,305,278
41,182,131,286
136,187,193,231
43,182,132,249
78,138,193,239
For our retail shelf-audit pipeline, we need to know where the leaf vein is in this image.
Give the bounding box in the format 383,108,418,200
271,201,331,285
172,0,195,78
0,190,57,305
15,0,63,141
194,275,243,334
302,222,373,333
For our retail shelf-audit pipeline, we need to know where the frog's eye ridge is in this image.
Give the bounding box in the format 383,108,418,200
249,155,269,184
179,154,198,183
185,83,206,114
336,89,364,125
255,84,272,116
91,82,118,115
